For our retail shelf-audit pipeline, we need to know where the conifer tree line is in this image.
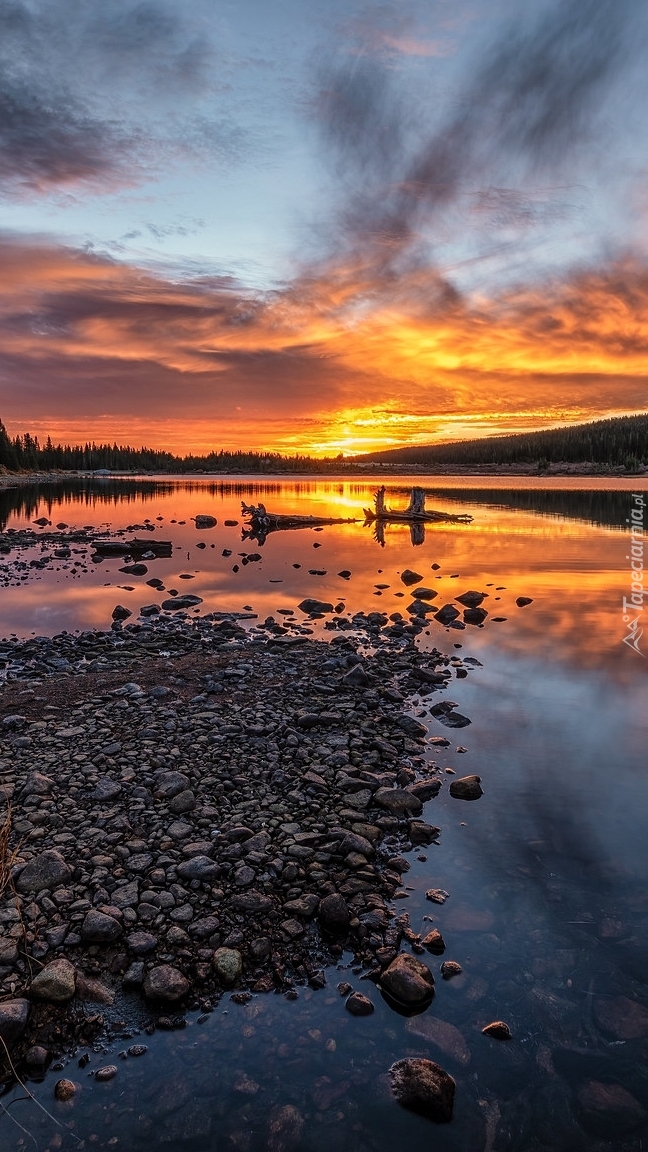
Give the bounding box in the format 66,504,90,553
1,413,646,473
361,413,648,470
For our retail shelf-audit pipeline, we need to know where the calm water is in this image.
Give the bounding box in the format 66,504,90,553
1,475,647,1151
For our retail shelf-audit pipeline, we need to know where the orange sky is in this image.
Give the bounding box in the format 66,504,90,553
1,237,647,456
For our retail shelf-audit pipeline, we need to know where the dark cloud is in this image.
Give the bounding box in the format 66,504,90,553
0,0,242,195
317,0,646,252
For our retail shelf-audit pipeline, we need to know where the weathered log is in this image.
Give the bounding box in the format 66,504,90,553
364,487,472,524
241,502,359,544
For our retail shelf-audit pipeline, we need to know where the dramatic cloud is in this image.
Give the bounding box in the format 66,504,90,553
0,0,243,195
0,235,647,453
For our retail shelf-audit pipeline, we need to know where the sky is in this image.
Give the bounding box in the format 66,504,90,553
1,0,647,456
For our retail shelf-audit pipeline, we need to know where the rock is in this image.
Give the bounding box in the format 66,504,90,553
140,604,161,617
213,947,243,985
374,787,422,817
169,789,196,814
161,596,203,611
318,893,350,933
463,607,488,625
592,995,648,1040
0,999,30,1044
177,856,220,881
266,1104,305,1152
112,604,132,620
346,992,375,1016
119,563,148,576
122,962,145,988
396,715,427,739
482,1020,512,1040
380,952,435,1006
90,779,122,801
126,931,158,955
411,587,439,600
407,1017,471,1066
15,849,71,894
409,821,441,845
440,961,463,979
54,1079,76,1102
155,771,190,798
24,1045,49,1067
128,1044,148,1057
31,958,76,1003
143,965,190,1002
449,775,483,800
516,596,533,607
400,570,423,586
425,889,450,904
431,707,471,729
74,974,115,1003
2,714,26,730
408,779,441,802
95,1065,118,1082
577,1081,646,1136
389,1058,455,1122
195,515,217,528
342,663,371,687
21,772,54,796
455,591,486,607
81,911,123,944
434,604,460,624
422,929,446,954
111,881,140,908
284,894,319,917
297,598,334,614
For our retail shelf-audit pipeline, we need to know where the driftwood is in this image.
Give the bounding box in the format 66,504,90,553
241,502,358,545
91,538,173,557
363,487,473,524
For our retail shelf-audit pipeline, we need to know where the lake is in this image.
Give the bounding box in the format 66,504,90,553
1,474,647,1151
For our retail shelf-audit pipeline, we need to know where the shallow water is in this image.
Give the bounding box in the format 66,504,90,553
1,475,647,1151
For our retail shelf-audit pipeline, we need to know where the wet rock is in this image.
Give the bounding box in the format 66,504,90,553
409,820,441,845
407,1017,471,1066
380,952,435,1006
0,999,30,1044
15,849,71,894
318,893,350,933
284,894,319,917
95,1065,118,1082
389,1058,455,1122
516,596,533,607
161,596,203,611
143,965,190,1002
449,775,483,801
297,598,334,614
81,910,123,943
266,1104,305,1152
463,607,488,625
24,1045,49,1067
374,787,423,817
213,947,243,986
422,929,446,954
455,591,486,607
111,604,132,620
482,1020,512,1040
119,563,148,576
425,888,449,905
54,1079,77,1102
400,570,423,586
593,995,648,1040
396,714,427,739
577,1081,646,1136
441,961,463,979
346,992,375,1016
31,958,76,1003
195,515,217,528
434,604,461,625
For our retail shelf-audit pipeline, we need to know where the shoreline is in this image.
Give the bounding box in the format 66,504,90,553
0,615,467,1071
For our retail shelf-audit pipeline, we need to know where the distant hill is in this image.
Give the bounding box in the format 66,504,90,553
357,413,648,470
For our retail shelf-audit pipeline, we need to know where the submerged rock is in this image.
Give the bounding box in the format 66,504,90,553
389,1058,455,1122
380,952,435,1006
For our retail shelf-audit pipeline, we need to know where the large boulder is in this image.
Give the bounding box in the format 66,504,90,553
0,999,30,1044
389,1058,455,1122
449,775,483,801
15,850,71,894
30,959,76,1003
380,953,435,1006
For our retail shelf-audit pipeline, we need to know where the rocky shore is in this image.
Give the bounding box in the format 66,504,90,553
0,613,478,1072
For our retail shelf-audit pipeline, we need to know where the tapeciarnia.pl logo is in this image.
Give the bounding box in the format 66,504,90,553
622,492,645,656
